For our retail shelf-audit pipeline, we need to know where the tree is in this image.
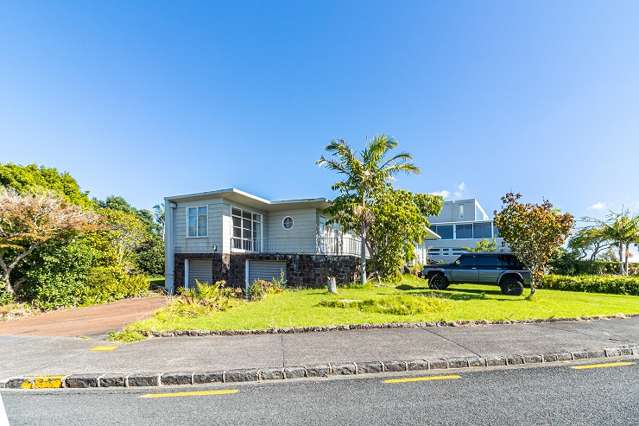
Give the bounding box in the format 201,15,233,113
317,135,420,283
0,190,98,297
153,203,165,238
494,193,573,295
464,239,498,253
589,211,639,275
0,163,91,207
567,226,611,261
366,189,443,281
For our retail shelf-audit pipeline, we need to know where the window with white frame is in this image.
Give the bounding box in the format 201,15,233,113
187,206,208,237
459,204,464,219
231,207,262,251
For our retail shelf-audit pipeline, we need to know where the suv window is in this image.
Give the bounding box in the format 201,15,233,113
498,254,524,269
476,255,499,268
455,254,476,267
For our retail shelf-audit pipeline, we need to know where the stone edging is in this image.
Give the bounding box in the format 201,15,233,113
141,313,638,337
2,344,638,390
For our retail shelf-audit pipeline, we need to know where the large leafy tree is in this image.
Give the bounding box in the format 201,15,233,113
367,189,443,281
494,193,573,295
0,190,98,296
317,135,420,283
0,163,91,207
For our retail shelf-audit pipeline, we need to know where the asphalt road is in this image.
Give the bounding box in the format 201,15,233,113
2,361,638,425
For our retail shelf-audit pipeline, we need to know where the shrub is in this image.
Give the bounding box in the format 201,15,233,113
176,280,236,311
541,274,639,296
18,237,97,310
249,278,284,301
549,259,639,276
81,266,149,305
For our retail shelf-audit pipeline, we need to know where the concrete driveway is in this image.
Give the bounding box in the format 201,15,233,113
0,296,167,337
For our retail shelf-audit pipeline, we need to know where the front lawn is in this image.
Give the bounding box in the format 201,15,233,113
121,275,639,335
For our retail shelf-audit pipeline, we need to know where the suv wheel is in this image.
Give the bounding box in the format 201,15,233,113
500,276,524,296
429,274,449,290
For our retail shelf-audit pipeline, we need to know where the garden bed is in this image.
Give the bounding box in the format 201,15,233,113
115,275,639,338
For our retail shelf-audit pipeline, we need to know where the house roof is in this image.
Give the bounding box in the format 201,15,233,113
165,188,331,212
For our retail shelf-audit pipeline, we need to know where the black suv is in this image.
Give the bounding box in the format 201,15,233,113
420,253,531,296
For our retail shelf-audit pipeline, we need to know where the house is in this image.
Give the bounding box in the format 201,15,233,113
415,198,508,264
163,188,363,293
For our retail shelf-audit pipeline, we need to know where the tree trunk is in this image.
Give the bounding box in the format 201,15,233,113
624,243,630,276
0,270,14,296
360,229,367,284
619,245,625,275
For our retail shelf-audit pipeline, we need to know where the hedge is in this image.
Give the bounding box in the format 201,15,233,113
541,274,639,296
549,259,639,276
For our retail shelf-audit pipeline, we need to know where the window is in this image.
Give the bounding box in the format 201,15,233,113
476,255,499,268
456,255,476,267
455,224,473,239
473,222,492,239
187,206,208,237
459,205,464,219
282,216,294,230
434,225,453,239
493,226,500,238
232,207,262,251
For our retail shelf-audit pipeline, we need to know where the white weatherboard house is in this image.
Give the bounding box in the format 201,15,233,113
415,198,508,264
165,188,434,293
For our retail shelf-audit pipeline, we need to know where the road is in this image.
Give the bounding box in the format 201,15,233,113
2,361,638,425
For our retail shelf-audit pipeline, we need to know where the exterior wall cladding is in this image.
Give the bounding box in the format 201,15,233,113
174,253,361,289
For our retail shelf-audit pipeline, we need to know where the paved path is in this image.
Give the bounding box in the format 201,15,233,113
3,361,638,425
1,317,638,380
0,297,167,337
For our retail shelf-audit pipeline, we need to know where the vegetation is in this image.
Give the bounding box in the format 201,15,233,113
0,190,99,296
580,210,639,275
465,239,497,252
317,136,441,282
542,274,639,296
0,163,164,309
494,193,574,295
120,275,639,334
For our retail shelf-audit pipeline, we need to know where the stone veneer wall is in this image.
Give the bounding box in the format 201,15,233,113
174,253,361,289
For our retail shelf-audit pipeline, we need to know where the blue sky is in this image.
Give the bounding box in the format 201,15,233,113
1,1,638,221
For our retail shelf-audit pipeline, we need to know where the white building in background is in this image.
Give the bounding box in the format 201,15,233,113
416,198,508,264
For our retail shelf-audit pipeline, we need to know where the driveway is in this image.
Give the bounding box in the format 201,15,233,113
0,296,167,337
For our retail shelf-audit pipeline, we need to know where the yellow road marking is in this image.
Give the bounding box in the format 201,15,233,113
90,345,118,352
140,389,239,399
384,374,461,384
572,361,635,370
21,375,65,389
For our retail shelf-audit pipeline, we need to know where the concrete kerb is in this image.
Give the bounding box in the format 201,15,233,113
2,344,638,390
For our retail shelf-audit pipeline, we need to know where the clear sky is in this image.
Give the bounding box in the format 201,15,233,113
1,1,638,221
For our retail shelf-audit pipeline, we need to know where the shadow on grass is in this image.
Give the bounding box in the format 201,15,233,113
396,284,528,302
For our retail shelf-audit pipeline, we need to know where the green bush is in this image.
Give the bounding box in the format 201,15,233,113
549,257,638,276
249,278,284,301
177,280,236,310
541,274,639,296
18,237,97,310
81,267,149,305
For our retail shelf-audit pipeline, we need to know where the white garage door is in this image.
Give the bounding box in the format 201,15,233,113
248,261,286,284
188,259,213,287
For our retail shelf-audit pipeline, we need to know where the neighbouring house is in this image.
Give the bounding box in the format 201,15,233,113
415,198,508,264
163,188,374,293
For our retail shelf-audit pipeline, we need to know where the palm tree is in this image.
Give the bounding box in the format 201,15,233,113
317,135,419,283
594,211,639,275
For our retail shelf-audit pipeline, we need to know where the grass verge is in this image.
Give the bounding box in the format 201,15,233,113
114,275,639,339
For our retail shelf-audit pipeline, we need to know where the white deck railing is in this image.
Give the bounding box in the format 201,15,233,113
230,235,361,256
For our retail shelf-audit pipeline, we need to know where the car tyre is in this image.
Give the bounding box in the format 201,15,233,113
500,276,524,296
429,273,449,290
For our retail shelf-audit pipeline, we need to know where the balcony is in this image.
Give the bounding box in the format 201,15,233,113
231,234,362,256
